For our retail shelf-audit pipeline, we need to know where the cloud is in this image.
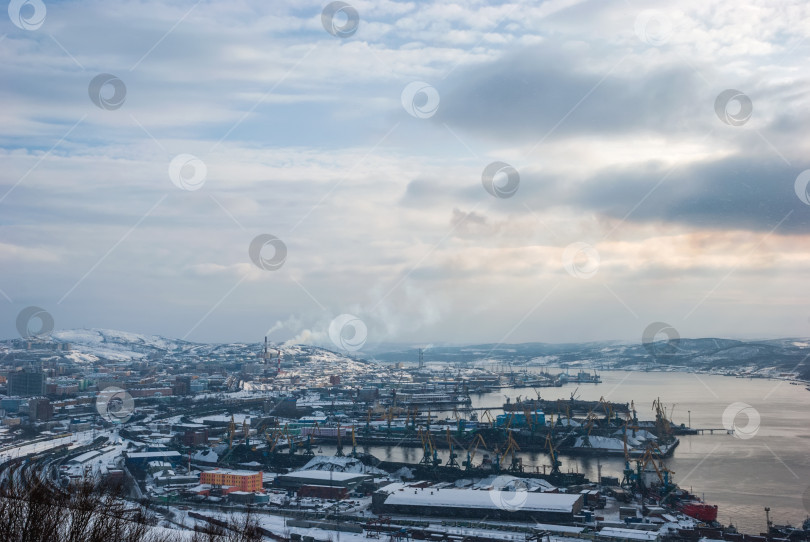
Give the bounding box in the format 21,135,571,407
0,242,60,263
2,0,810,343
551,157,810,234
436,45,708,143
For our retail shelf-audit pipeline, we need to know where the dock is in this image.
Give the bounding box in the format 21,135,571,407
693,428,734,435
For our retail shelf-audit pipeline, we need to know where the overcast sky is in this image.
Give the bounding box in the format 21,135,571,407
2,0,810,348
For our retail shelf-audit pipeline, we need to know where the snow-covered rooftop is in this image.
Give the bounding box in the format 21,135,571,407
379,483,581,512
280,470,369,482
202,468,261,476
598,527,660,540
127,451,182,459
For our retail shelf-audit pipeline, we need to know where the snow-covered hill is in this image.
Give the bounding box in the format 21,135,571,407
51,328,195,362
3,327,809,379
0,328,373,377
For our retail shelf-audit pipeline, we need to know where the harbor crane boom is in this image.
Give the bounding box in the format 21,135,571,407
463,434,487,470
545,433,562,475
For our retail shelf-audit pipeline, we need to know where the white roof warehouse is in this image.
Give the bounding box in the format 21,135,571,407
276,470,371,490
372,483,583,523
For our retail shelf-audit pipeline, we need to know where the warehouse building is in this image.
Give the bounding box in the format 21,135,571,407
372,483,583,523
125,451,182,475
277,470,370,490
276,470,371,500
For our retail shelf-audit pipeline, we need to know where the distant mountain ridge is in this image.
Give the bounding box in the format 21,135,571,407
2,329,808,379
370,337,810,379
1,328,353,366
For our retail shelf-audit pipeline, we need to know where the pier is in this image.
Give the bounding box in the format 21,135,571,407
694,428,734,435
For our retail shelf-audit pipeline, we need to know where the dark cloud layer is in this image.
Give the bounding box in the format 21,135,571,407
594,159,808,231
398,157,810,235
437,46,708,142
532,157,810,234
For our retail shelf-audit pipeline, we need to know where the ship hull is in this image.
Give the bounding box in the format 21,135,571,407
677,502,718,522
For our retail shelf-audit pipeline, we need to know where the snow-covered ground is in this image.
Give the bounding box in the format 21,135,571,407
167,506,593,542
0,429,112,463
60,440,132,478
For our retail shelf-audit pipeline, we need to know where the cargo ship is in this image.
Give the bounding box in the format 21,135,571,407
395,391,473,407
557,434,679,458
770,517,810,541
677,500,719,522
503,396,630,414
672,517,810,542
558,370,602,384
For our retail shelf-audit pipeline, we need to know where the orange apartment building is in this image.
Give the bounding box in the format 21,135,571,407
199,468,263,492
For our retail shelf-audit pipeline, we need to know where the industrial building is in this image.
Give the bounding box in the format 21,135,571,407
176,424,209,446
277,469,370,490
276,470,372,500
66,449,104,467
372,483,583,523
228,491,269,505
200,468,263,492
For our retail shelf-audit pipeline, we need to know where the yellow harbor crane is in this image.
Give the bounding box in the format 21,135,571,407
463,433,487,470
503,430,522,472
445,428,460,468
336,422,345,457
599,396,614,423
652,397,672,437
545,433,562,475
418,427,440,468
350,426,358,457
264,428,280,453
